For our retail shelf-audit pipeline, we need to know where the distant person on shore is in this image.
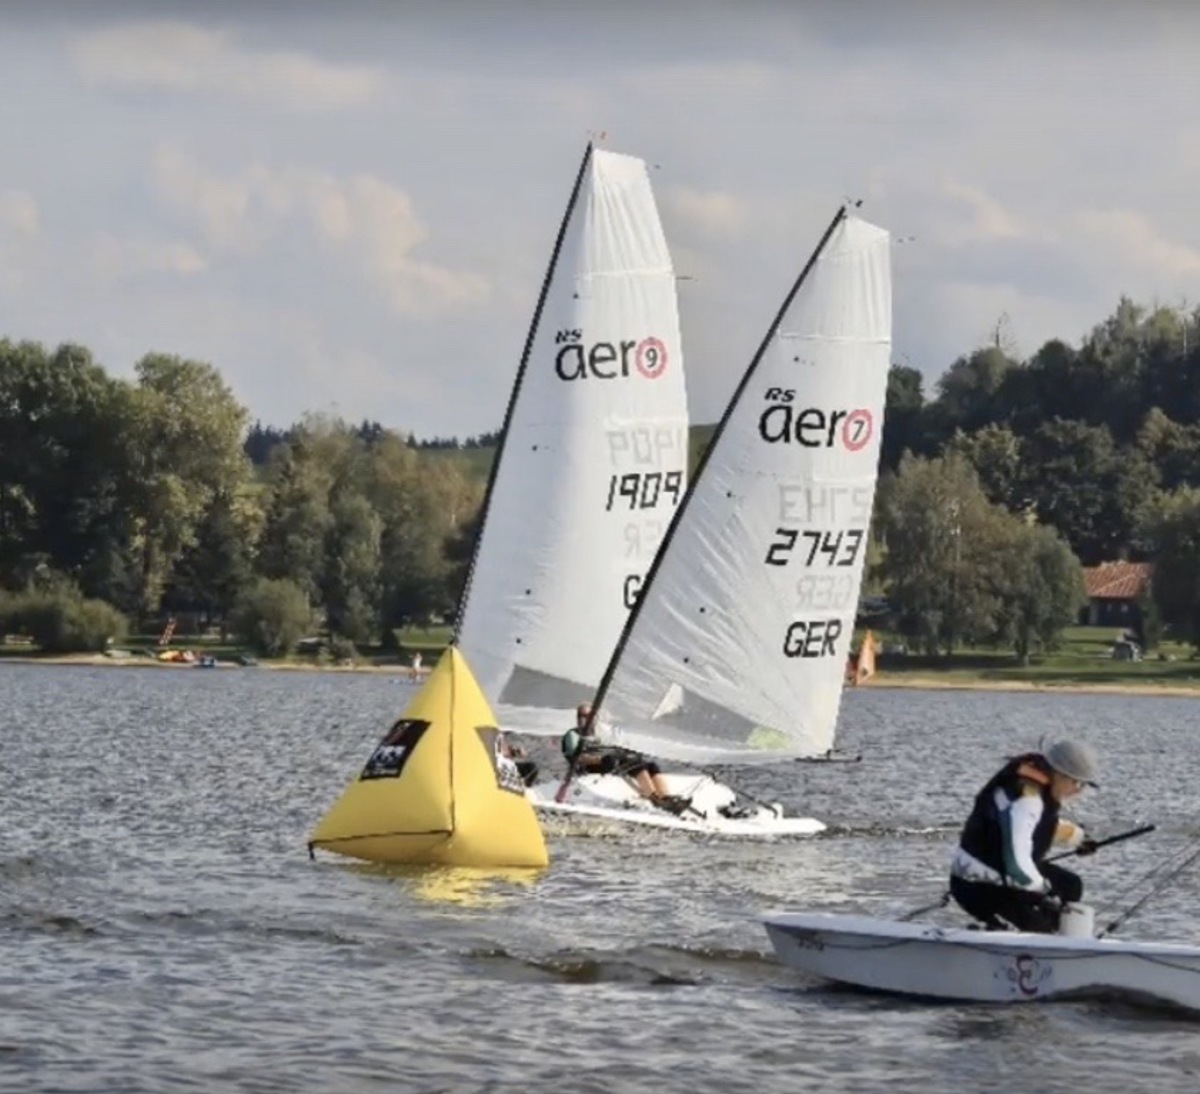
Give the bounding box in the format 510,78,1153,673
560,702,687,814
409,650,423,681
949,740,1100,932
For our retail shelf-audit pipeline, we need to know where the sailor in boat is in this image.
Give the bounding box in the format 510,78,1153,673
562,702,690,815
498,732,539,788
949,739,1101,933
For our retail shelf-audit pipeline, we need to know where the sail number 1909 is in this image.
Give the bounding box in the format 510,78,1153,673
606,470,684,511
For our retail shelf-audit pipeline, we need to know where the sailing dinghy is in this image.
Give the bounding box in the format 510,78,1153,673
528,208,893,836
761,911,1200,1010
453,142,690,737
764,825,1200,1010
451,143,755,825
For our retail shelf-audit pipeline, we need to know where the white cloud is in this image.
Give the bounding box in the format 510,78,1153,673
315,174,488,311
1,3,1195,437
1181,130,1200,170
0,190,40,291
150,147,488,312
88,233,207,281
1073,209,1200,279
933,178,1027,248
664,186,750,239
70,21,386,110
0,190,39,237
151,148,258,250
622,59,782,103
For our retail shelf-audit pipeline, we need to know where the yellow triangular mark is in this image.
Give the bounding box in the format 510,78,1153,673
310,647,549,868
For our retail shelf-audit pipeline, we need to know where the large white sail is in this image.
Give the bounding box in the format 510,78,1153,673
592,211,892,764
454,146,689,734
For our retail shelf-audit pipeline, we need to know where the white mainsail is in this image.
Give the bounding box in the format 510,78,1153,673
591,210,892,764
454,145,689,734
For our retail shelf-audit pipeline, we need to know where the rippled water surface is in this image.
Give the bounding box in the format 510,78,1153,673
4,664,1200,1093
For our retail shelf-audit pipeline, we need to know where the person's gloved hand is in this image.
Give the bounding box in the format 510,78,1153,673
1076,837,1099,856
1047,870,1084,904
1030,890,1064,931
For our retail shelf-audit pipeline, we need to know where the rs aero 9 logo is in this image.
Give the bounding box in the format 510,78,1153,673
554,329,668,381
759,387,874,451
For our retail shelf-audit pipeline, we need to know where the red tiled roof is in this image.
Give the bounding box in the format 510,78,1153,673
1083,561,1152,600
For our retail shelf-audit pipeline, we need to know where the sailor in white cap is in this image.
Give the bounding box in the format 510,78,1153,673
949,740,1099,932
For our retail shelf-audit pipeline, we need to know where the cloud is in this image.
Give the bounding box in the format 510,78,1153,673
70,21,386,110
664,186,750,239
1073,209,1200,279
1181,130,1200,170
88,233,207,281
314,174,488,311
933,178,1027,247
0,190,39,237
4,2,1193,439
151,147,488,312
152,147,310,253
0,190,40,291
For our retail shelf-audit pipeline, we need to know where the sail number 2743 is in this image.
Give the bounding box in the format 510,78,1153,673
764,527,865,567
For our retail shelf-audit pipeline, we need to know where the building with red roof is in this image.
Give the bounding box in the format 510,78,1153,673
1080,561,1152,628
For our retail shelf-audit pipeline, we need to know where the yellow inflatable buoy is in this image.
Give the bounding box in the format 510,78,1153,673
309,647,548,868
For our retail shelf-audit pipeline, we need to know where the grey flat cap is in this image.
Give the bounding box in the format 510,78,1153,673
1045,740,1099,787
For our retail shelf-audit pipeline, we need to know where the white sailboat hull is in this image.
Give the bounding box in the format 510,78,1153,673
762,912,1200,1011
527,773,825,838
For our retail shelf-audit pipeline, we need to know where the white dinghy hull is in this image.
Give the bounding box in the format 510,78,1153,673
527,773,825,837
762,912,1200,1011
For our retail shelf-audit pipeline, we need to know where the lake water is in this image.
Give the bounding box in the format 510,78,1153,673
3,664,1200,1093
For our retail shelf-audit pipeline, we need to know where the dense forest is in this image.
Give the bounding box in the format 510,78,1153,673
2,296,1199,657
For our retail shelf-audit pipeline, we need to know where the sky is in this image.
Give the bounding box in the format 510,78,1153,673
2,1,1198,438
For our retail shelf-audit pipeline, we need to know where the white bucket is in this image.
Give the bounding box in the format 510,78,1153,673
1057,902,1095,938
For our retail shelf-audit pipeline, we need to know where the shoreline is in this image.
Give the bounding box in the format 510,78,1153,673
4,653,1200,697
0,652,432,676
858,675,1200,698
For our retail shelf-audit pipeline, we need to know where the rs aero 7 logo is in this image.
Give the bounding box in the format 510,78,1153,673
554,329,668,382
758,387,874,451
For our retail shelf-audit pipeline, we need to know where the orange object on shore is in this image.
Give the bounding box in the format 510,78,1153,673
846,631,879,686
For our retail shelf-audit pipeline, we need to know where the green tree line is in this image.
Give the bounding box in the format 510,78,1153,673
0,340,480,654
876,298,1200,657
2,294,1200,657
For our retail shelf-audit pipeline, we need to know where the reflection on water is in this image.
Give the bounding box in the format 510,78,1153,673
338,861,547,908
3,664,1200,1093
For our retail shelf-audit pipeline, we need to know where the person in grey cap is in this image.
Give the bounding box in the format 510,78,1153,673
948,740,1099,932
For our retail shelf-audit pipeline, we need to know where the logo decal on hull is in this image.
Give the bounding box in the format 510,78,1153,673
996,952,1055,998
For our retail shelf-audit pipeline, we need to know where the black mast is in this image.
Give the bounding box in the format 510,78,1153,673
450,142,594,645
587,205,849,721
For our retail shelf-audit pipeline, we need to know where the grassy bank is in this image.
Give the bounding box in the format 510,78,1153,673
0,624,454,672
860,626,1200,694
5,624,1200,697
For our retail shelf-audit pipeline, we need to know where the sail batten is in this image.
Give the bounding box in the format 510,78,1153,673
591,212,892,764
454,147,689,734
